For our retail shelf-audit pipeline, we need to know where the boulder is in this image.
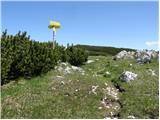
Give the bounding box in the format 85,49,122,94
113,50,135,60
120,71,137,82
136,54,151,64
136,50,158,59
135,50,152,64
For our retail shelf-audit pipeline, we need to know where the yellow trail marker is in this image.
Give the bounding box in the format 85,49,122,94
48,20,61,49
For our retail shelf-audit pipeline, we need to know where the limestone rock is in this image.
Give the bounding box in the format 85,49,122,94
113,50,135,60
120,71,137,82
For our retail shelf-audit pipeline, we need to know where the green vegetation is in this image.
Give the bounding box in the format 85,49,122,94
1,31,88,85
1,30,60,85
1,56,159,119
76,44,136,56
66,46,88,66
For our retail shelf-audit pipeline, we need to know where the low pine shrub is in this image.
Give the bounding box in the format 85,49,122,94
66,46,88,66
1,30,61,85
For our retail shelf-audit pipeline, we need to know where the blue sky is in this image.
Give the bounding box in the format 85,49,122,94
2,1,158,50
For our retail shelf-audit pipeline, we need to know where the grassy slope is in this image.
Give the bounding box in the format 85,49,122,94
1,56,159,119
75,44,136,56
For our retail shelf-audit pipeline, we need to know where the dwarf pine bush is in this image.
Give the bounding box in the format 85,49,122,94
66,45,88,66
1,30,88,85
1,30,59,85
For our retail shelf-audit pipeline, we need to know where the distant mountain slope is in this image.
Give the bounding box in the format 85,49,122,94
75,44,136,56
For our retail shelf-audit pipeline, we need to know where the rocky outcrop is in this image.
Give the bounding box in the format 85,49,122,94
113,50,158,64
113,50,135,60
135,50,158,64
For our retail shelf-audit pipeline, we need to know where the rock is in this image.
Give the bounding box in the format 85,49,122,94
105,82,108,86
106,87,119,100
86,60,94,64
137,55,151,64
61,62,67,66
120,71,137,82
57,66,63,72
64,66,72,74
60,81,65,85
71,66,80,70
104,71,111,77
148,69,156,76
56,75,64,78
114,50,135,60
75,89,79,92
71,66,85,74
128,115,135,119
146,50,158,58
106,71,111,75
89,85,99,95
136,51,151,64
56,76,64,80
98,106,103,110
135,50,158,64
57,63,85,75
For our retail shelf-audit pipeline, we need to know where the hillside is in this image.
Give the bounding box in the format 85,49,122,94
75,44,136,56
1,56,158,119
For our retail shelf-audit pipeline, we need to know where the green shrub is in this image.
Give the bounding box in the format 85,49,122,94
1,30,88,85
1,30,61,85
66,46,88,66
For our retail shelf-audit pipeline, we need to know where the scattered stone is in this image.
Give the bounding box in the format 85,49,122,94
104,117,111,119
61,62,67,66
110,112,114,116
89,85,99,95
71,66,80,70
87,60,94,64
60,81,65,85
104,117,117,119
128,115,135,119
57,66,63,72
120,71,137,82
64,66,72,74
106,87,119,100
71,65,85,74
148,69,156,76
75,89,79,92
101,97,111,108
113,105,120,110
56,62,85,75
105,83,108,86
64,92,70,97
106,71,111,75
98,106,103,110
56,76,64,79
104,71,111,77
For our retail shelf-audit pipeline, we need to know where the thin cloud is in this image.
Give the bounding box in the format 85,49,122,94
145,41,159,47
